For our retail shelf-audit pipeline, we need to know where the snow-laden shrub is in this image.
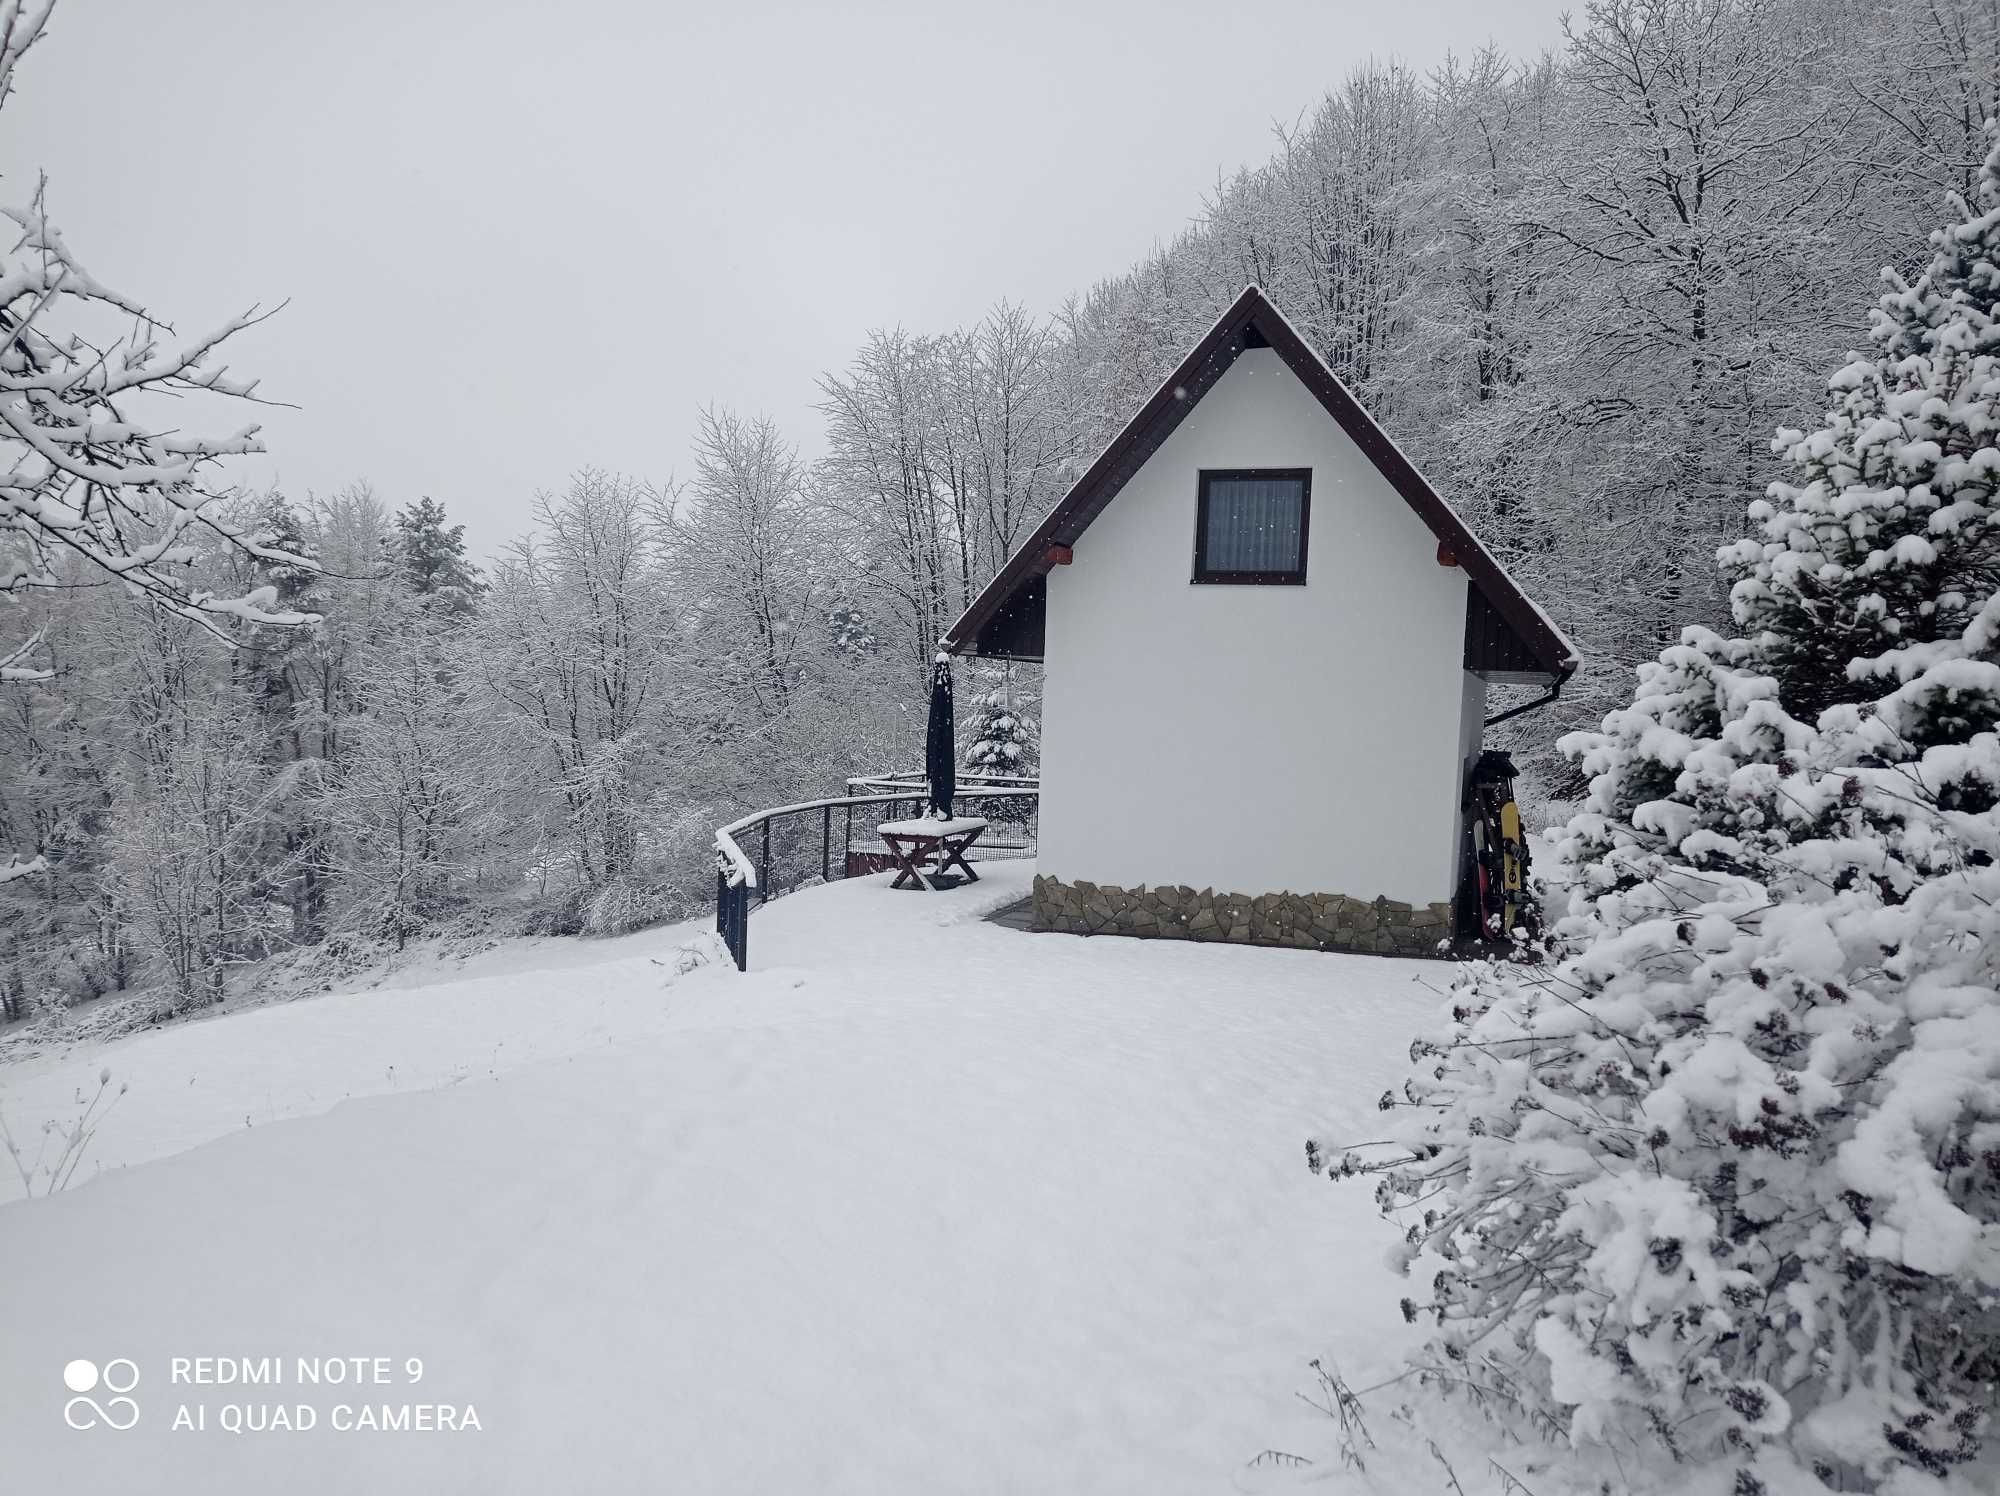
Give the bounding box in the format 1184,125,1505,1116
580,876,687,937
1346,639,1998,1481
1335,142,2000,1486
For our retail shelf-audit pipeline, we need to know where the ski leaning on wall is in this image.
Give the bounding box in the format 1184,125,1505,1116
1464,750,1531,941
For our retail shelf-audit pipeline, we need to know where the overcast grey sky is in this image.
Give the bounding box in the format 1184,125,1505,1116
1,0,1568,555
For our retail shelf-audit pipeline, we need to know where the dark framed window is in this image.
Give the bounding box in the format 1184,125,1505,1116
1192,468,1311,584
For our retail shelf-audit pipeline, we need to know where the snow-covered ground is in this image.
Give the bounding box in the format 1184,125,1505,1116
0,865,1573,1494
0,914,712,1201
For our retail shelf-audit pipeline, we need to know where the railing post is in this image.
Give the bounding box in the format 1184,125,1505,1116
821,804,831,884
843,803,853,880
760,818,771,904
717,870,748,972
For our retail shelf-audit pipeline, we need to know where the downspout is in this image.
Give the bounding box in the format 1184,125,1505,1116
1483,675,1565,729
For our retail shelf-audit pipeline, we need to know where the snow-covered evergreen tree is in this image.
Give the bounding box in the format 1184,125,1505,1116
1724,146,2000,720
390,496,485,617
962,685,1037,779
1339,136,2000,1489
826,604,876,660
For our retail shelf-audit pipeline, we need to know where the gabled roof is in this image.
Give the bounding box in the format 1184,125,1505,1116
942,285,1577,683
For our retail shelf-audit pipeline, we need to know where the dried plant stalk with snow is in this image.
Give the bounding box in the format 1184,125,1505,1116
0,1063,122,1194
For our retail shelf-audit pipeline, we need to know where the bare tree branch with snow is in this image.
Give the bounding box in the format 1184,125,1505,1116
0,0,315,642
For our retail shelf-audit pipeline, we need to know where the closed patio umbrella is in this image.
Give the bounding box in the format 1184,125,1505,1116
925,650,955,818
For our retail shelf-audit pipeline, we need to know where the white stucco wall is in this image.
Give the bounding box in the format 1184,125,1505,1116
1038,348,1480,907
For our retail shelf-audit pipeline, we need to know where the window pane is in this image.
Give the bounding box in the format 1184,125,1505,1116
1205,476,1303,573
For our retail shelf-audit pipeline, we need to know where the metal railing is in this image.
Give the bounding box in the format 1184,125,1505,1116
843,770,1040,828
714,777,1039,972
843,771,1040,794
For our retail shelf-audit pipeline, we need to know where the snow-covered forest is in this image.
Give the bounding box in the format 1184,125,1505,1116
4,0,2000,1490
1,0,1995,1019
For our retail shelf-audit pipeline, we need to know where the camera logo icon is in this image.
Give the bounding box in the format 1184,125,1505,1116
63,1358,139,1430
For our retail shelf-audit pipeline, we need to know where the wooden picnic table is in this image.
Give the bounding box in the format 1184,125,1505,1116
876,816,988,891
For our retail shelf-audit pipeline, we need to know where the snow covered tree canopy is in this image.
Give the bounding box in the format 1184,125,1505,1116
1339,132,2000,1489
0,1,315,642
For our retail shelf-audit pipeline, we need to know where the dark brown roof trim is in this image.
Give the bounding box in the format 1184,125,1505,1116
942,285,1577,682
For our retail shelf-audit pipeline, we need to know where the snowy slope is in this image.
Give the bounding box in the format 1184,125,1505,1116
0,914,711,1201
0,866,1550,1494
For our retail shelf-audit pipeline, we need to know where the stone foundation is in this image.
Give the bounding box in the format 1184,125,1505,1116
1031,874,1455,958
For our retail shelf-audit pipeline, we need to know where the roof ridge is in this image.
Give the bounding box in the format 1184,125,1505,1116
944,287,1576,682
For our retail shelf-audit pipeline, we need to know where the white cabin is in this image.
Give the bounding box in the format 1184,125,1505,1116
944,287,1576,954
